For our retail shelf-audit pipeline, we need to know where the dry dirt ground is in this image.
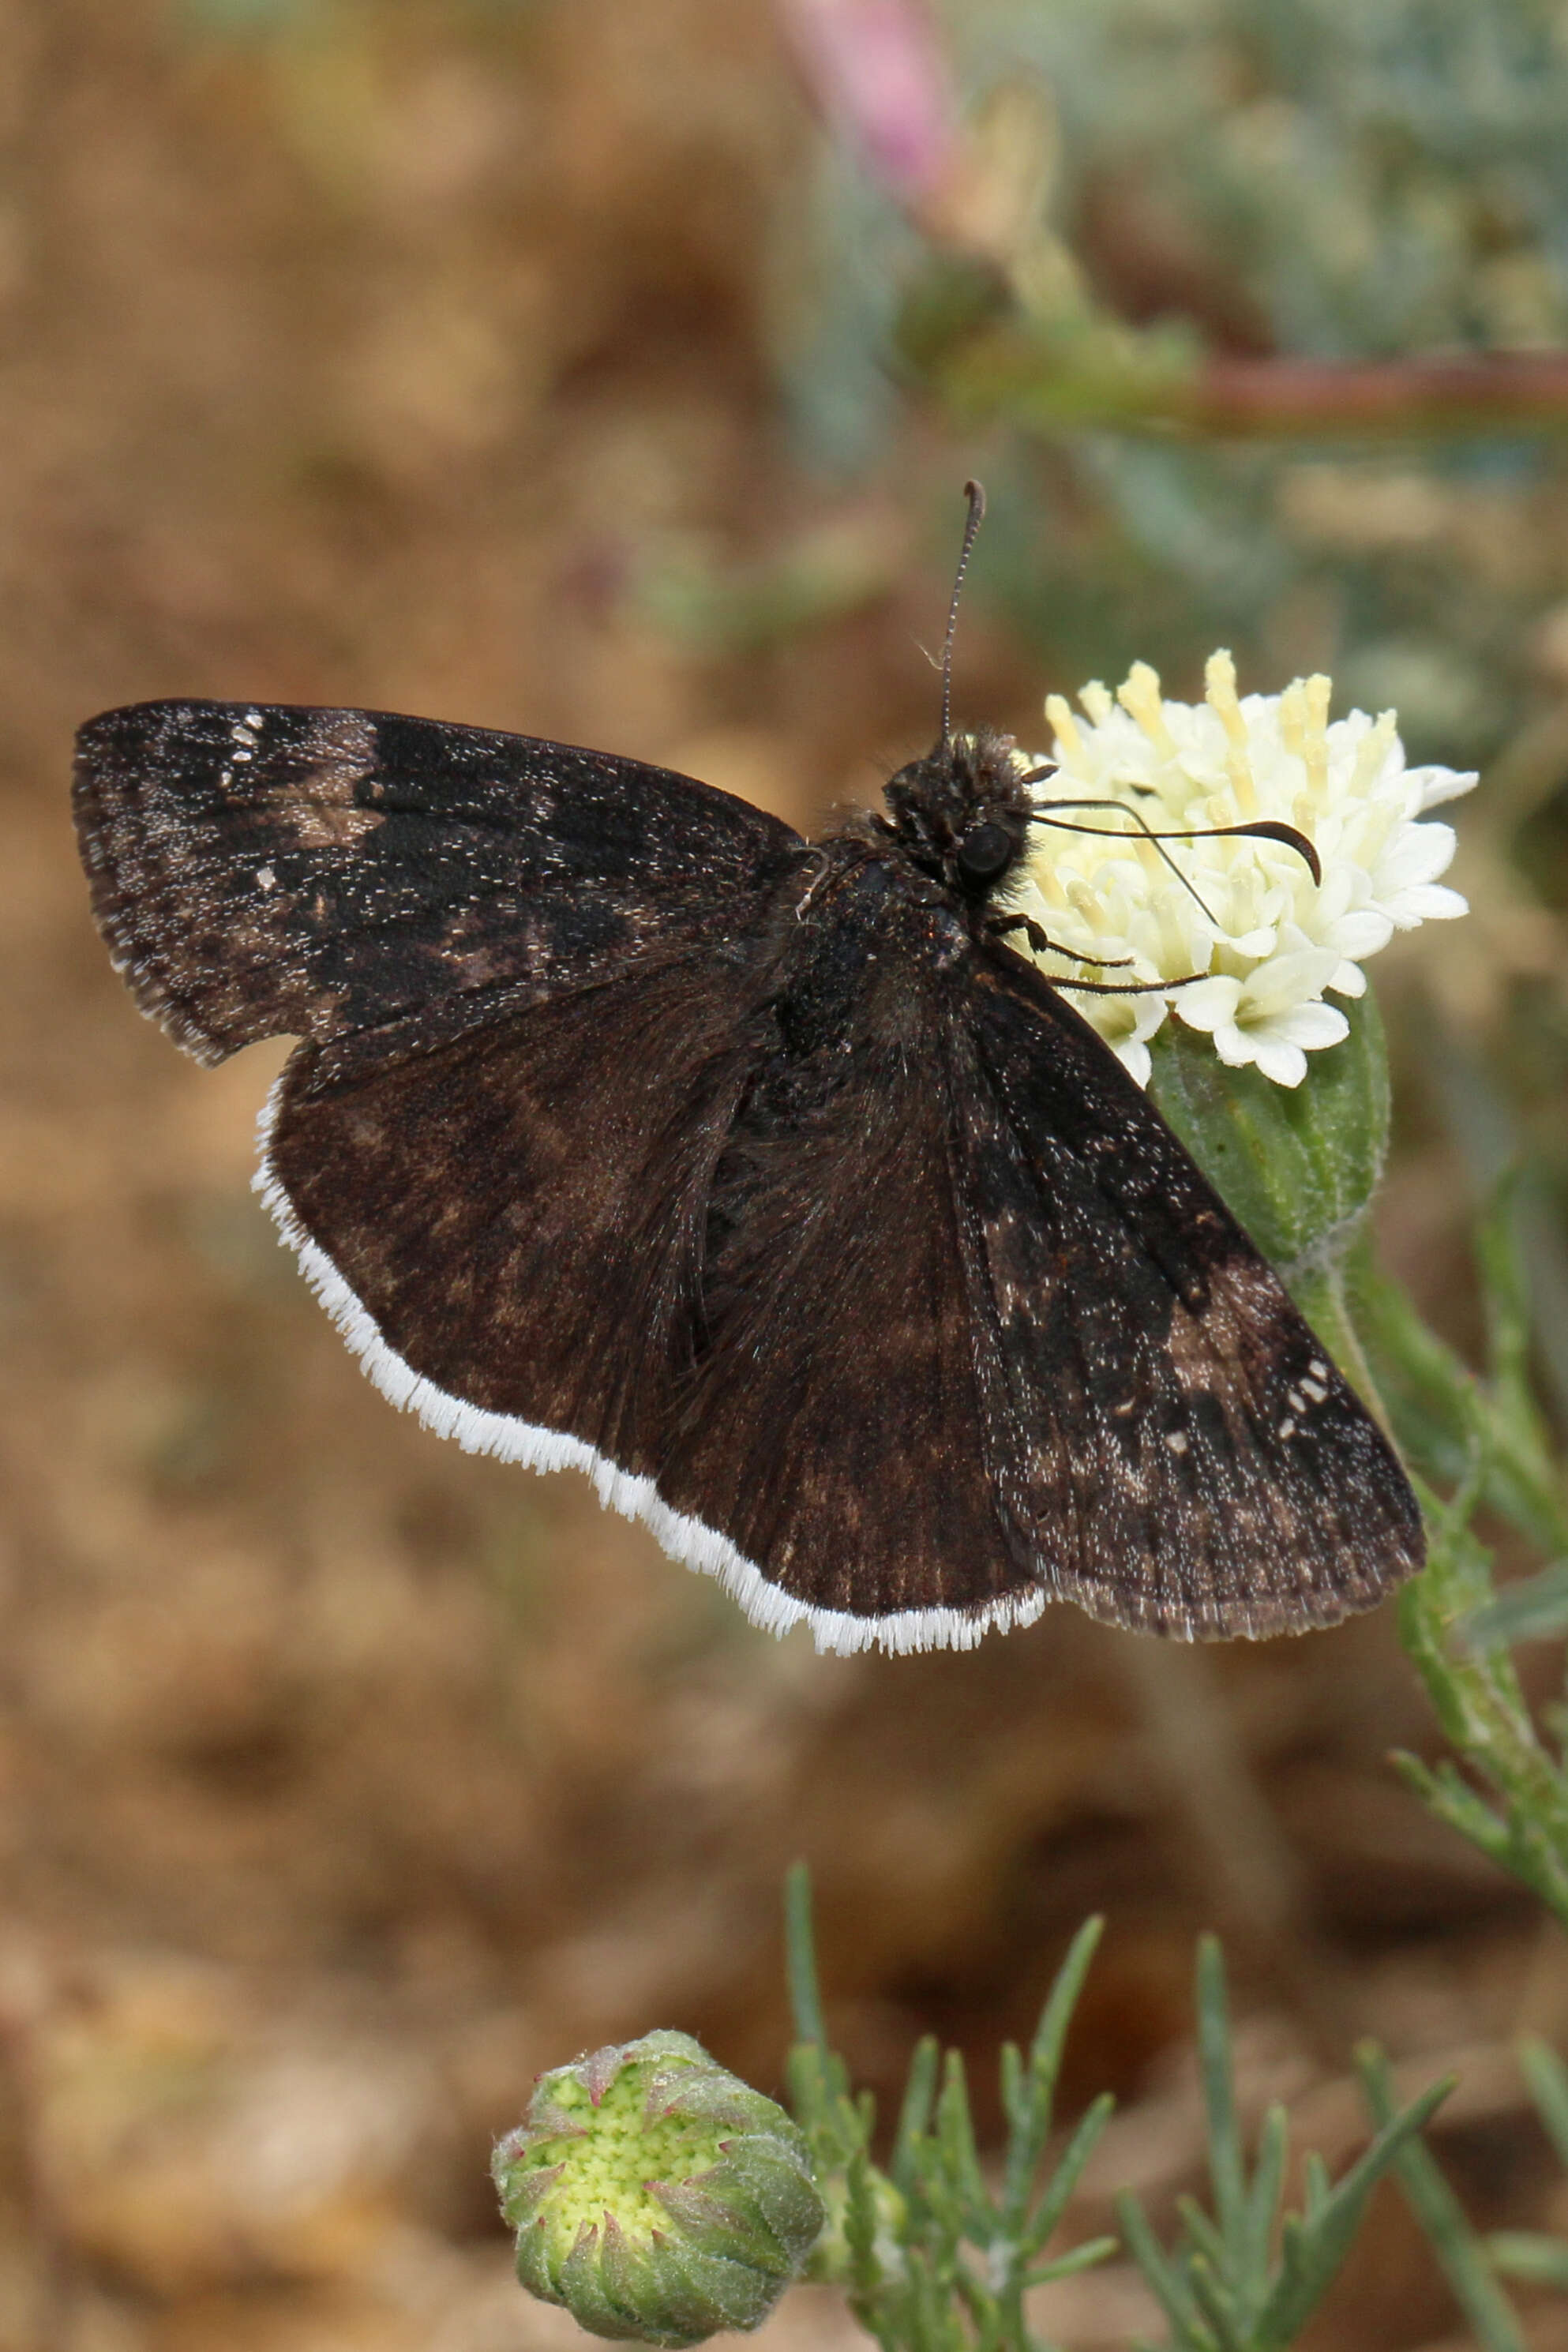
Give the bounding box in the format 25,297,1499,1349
2,5,1566,2348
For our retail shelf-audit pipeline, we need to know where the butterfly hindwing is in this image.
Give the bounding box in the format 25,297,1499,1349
660,983,1037,1643
948,946,1424,1637
262,851,1038,1652
262,948,774,1487
73,700,802,1075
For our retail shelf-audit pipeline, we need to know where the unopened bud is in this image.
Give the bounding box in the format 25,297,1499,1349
493,2029,825,2347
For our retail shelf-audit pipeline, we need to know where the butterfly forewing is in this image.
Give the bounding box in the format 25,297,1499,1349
73,700,802,1070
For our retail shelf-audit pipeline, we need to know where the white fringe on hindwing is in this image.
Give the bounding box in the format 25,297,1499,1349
253,1078,1048,1657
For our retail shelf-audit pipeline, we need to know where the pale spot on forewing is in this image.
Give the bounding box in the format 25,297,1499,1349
1165,1429,1189,1454
434,906,568,994
287,714,384,848
1300,1375,1329,1404
440,941,515,987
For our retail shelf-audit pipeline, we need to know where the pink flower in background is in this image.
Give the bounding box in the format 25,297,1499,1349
778,0,958,204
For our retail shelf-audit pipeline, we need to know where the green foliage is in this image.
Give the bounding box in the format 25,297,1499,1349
784,1865,1116,2352
498,1888,1484,2352
1357,1170,1568,1934
1351,1194,1568,1563
1358,2046,1526,2352
792,0,1568,767
1116,1940,1451,2352
1392,1467,1568,1933
784,1875,1465,2352
1487,2039,1568,2290
962,0,1568,360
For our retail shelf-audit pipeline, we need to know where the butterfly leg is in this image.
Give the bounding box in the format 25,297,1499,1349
987,911,1133,970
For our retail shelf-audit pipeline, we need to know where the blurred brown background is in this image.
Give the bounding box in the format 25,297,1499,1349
4,3,1568,2347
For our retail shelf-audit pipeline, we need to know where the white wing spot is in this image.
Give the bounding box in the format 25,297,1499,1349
1286,1388,1306,1415
256,864,276,891
1278,1417,1296,1441
1308,1359,1330,1381
1300,1375,1329,1405
1165,1430,1189,1454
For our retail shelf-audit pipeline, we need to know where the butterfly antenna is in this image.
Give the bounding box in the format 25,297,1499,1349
940,479,987,749
1024,785,1321,928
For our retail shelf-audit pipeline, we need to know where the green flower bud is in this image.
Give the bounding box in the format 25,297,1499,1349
1148,987,1390,1277
493,2030,825,2348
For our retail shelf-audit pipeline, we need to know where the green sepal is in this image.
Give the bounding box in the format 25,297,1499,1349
561,2219,648,2340
1148,988,1389,1275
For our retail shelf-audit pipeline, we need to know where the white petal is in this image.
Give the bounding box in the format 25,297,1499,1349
1315,909,1394,961
1110,1037,1153,1087
1210,1020,1259,1069
1267,1000,1349,1051
1386,881,1469,926
1240,945,1341,1015
1373,820,1457,895
1407,763,1479,809
1249,1036,1310,1086
1172,977,1243,1033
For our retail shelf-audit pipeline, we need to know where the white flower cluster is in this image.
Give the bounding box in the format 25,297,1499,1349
1010,651,1476,1087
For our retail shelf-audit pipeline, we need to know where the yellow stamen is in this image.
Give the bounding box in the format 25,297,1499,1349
1045,693,1083,760
1079,680,1114,726
1117,662,1176,756
1350,709,1397,795
1203,648,1244,734
1302,674,1331,801
1204,647,1256,817
1278,680,1307,761
1030,861,1068,910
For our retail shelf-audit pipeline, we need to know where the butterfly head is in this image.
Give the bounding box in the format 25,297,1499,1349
882,726,1039,903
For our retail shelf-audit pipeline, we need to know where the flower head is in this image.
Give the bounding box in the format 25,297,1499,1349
493,2031,824,2347
1009,651,1476,1086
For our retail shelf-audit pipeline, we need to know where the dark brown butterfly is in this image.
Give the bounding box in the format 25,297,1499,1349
73,500,1423,1653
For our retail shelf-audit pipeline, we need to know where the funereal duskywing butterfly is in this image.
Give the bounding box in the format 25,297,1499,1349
73,497,1423,1653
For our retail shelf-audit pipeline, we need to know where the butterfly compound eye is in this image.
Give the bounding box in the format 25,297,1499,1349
955,821,1015,887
